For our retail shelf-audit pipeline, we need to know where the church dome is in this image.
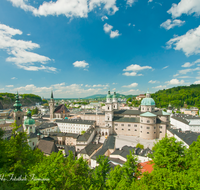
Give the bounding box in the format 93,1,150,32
113,92,117,99
141,98,155,106
24,110,35,125
107,91,112,99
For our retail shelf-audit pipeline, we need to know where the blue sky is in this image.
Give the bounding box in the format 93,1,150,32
1,0,200,98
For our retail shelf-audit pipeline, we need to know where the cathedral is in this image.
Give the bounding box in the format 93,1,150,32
80,90,170,140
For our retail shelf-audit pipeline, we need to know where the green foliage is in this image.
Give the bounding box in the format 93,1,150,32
101,103,105,107
151,84,200,108
31,107,39,115
136,143,144,149
81,131,86,135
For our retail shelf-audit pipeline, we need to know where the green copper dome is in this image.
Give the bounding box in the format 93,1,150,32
107,91,112,98
113,92,117,98
141,98,155,106
24,110,35,125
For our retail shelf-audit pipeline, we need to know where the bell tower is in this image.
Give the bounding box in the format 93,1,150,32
49,91,55,120
13,92,23,126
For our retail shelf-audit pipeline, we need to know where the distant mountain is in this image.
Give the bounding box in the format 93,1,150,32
84,93,138,99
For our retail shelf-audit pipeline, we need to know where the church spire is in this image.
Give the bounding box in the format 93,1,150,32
51,91,54,99
13,91,22,112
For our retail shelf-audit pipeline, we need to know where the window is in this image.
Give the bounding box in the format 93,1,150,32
134,125,137,127
154,127,156,129
146,127,150,129
147,132,149,134
141,120,143,122
154,132,156,134
147,108,149,111
108,117,109,120
142,108,144,110
115,124,118,126
121,124,124,126
122,128,124,130
128,129,130,131
115,128,118,130
147,120,150,123
33,142,34,146
18,117,20,120
141,126,142,128
135,129,137,131
159,126,162,129
160,131,162,133
128,124,131,127
140,131,142,133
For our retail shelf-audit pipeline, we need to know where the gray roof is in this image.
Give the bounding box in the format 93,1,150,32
168,128,200,146
109,157,125,165
91,135,115,160
37,139,59,155
113,116,140,123
37,123,57,130
49,132,79,139
173,114,200,120
171,116,190,125
55,119,95,125
79,142,102,156
77,127,94,142
63,145,76,157
114,110,142,115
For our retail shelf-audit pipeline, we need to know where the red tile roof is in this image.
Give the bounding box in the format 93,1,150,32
138,161,154,177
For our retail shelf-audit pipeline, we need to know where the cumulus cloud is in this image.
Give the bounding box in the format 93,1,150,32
122,64,152,76
167,0,200,18
11,77,17,79
93,84,108,88
166,25,200,56
0,23,56,72
85,84,91,87
101,16,108,21
8,0,119,18
166,79,185,85
103,23,113,33
160,19,185,30
6,85,14,87
11,83,108,98
126,0,137,7
179,67,200,75
110,30,121,38
181,62,194,67
73,60,89,69
122,83,138,88
194,80,200,84
120,89,141,95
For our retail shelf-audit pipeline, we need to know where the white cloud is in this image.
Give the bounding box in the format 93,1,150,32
148,80,159,84
178,76,191,78
126,0,137,7
181,62,194,67
123,64,152,76
0,88,5,91
122,83,138,88
85,84,91,87
148,0,153,2
93,84,108,88
160,19,185,30
173,74,179,77
133,24,135,26
8,0,119,18
128,23,131,26
11,83,108,98
73,60,89,68
120,89,140,95
6,85,14,87
103,23,113,33
101,16,108,21
167,0,200,18
110,30,121,38
112,82,117,85
179,67,200,74
162,66,168,70
152,85,167,89
166,25,200,56
123,64,152,72
166,79,185,85
0,23,56,72
194,80,200,84
27,33,31,36
11,77,17,79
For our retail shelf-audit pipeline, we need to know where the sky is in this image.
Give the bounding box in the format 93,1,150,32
1,0,200,98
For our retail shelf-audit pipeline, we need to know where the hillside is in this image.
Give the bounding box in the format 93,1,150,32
84,93,137,99
151,84,200,109
0,93,43,109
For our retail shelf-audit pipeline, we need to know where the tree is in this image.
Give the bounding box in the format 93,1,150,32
31,107,38,115
136,143,144,149
81,131,86,135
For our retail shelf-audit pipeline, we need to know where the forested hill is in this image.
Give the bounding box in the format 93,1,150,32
151,84,200,108
0,93,43,109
